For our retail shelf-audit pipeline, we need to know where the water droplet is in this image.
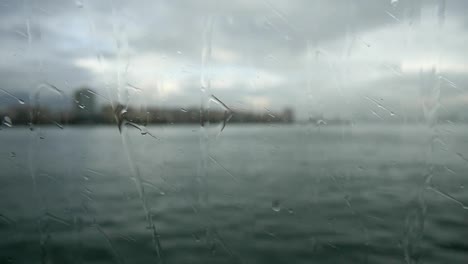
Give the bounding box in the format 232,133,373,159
54,121,64,129
456,152,468,163
271,200,281,212
124,121,158,139
193,233,201,242
316,119,327,126
205,94,233,133
385,10,400,22
140,130,148,136
177,51,182,54
0,88,25,105
10,152,16,158
264,107,276,118
3,116,12,127
288,208,294,214
127,83,143,92
84,187,93,194
180,108,188,113
391,0,399,7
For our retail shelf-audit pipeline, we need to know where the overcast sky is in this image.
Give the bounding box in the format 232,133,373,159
0,0,467,120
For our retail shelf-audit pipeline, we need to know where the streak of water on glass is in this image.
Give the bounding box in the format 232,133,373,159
0,88,25,105
2,116,13,127
428,186,468,210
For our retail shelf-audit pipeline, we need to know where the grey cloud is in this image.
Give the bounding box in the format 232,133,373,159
0,0,467,120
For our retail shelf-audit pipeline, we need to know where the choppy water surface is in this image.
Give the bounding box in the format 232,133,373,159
1,124,468,264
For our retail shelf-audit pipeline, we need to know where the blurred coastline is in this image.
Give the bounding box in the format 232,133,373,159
0,88,295,126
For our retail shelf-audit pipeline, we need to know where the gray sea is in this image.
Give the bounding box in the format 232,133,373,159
1,124,468,264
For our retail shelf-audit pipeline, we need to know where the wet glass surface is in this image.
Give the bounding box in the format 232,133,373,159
1,0,468,263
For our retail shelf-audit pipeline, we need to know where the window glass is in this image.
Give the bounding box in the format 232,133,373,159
1,0,468,263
